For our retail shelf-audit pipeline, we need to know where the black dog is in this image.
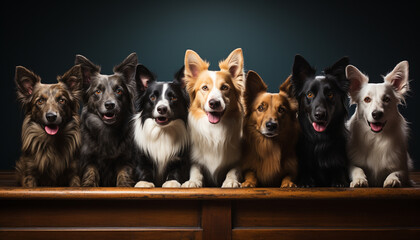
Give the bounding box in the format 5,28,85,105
132,65,190,188
76,53,137,187
291,55,350,187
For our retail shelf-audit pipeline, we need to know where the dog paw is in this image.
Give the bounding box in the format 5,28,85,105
134,181,155,188
181,180,203,188
162,180,181,188
241,181,256,188
222,179,241,188
281,181,297,188
350,178,368,188
383,176,401,188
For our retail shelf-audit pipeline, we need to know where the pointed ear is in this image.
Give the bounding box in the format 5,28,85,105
75,54,101,89
58,65,83,100
325,56,350,92
15,66,41,106
384,60,409,96
184,50,209,79
279,75,294,97
345,65,369,103
219,48,244,80
245,71,267,114
173,65,186,88
135,64,156,94
291,55,315,96
114,52,138,84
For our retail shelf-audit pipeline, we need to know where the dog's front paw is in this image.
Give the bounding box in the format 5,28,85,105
181,180,203,188
350,178,368,188
241,181,256,188
222,179,241,188
162,180,181,188
281,181,297,188
383,176,401,188
134,181,155,188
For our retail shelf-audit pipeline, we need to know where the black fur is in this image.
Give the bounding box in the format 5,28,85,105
76,53,137,187
291,55,350,187
133,65,190,187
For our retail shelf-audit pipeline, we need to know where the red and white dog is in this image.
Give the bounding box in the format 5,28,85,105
181,49,245,188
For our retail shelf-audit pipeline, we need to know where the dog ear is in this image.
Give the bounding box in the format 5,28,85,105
59,65,83,101
384,61,409,97
135,64,156,95
291,55,316,97
279,75,294,97
219,48,245,88
173,65,186,88
15,66,41,107
114,52,138,84
245,71,267,114
75,54,101,89
184,50,209,99
346,65,369,103
325,56,350,92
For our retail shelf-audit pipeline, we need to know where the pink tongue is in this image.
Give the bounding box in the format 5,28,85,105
312,122,326,132
45,125,59,135
370,123,383,132
207,112,221,124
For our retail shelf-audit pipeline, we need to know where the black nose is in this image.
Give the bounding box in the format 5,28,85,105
372,110,383,120
157,106,168,115
46,113,57,123
266,122,278,131
105,101,115,110
209,99,221,109
314,110,326,121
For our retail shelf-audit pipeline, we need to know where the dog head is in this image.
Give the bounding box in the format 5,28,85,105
135,64,189,126
346,61,409,133
244,71,298,138
15,65,83,135
75,53,137,125
184,48,244,124
292,55,349,133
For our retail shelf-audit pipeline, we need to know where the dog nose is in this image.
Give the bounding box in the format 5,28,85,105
372,110,383,120
266,122,278,131
209,99,221,109
105,101,115,110
46,112,57,122
314,111,326,121
157,106,168,115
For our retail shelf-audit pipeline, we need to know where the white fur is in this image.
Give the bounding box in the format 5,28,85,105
205,71,226,112
133,113,189,178
346,62,411,187
134,181,155,188
162,180,181,188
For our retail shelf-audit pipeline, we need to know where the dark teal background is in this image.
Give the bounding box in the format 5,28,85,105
1,0,419,169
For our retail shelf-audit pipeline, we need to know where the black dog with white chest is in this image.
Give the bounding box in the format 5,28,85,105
291,55,350,187
132,65,190,188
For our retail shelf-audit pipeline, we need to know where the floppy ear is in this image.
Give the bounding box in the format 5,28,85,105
15,66,41,107
325,56,350,92
384,60,409,96
345,65,369,103
245,71,267,114
75,54,101,89
114,52,138,84
135,64,156,95
58,65,83,100
291,55,316,97
184,50,209,99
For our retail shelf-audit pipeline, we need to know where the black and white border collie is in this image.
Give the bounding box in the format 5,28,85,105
132,65,190,188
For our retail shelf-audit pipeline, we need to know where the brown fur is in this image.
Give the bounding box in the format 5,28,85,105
241,71,299,187
15,65,82,187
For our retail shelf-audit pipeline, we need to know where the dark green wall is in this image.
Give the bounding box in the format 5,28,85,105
1,0,419,169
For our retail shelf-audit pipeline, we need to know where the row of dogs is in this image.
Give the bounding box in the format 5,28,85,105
14,49,412,188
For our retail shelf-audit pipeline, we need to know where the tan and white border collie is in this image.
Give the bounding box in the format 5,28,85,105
181,49,245,188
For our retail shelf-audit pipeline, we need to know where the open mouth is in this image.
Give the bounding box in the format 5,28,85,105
155,117,170,125
44,124,59,135
263,132,278,138
206,111,225,124
103,112,116,120
312,121,327,132
368,121,386,133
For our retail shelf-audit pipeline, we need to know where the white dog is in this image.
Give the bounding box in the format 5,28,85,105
346,61,412,187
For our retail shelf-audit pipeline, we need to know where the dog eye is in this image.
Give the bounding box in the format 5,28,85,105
95,90,102,95
364,97,371,103
307,91,314,98
202,85,209,91
221,84,229,91
116,89,123,95
383,96,391,103
278,106,285,114
171,96,178,101
58,98,66,104
37,98,44,105
150,95,156,101
327,92,334,99
257,104,265,112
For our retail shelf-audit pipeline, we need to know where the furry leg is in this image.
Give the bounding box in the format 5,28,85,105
81,165,99,187
281,176,297,188
241,170,257,188
383,171,403,188
181,164,203,188
222,168,241,188
349,165,368,188
116,166,134,187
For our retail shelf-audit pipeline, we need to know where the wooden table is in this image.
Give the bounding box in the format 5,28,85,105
1,171,419,240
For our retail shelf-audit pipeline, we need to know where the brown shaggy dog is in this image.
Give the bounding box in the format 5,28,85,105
241,71,299,187
15,65,83,187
